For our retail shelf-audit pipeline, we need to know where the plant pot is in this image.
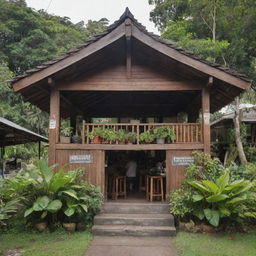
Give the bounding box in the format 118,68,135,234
63,223,76,233
156,138,165,144
72,135,82,144
35,222,47,232
76,222,86,231
102,140,110,144
117,140,126,145
60,136,71,144
127,141,133,145
92,136,101,144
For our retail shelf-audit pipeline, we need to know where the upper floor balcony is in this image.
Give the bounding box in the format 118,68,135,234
56,121,204,151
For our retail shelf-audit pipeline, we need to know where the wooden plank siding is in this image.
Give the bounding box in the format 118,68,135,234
56,149,105,192
56,64,203,91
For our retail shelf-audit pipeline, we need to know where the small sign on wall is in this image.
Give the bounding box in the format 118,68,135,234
69,154,93,164
49,119,56,129
172,156,194,166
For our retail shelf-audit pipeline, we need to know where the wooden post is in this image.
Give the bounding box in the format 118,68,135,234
202,85,211,153
48,88,60,166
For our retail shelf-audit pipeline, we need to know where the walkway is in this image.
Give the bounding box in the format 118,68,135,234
85,236,178,256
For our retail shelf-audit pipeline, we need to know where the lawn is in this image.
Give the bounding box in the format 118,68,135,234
174,231,256,256
0,230,93,256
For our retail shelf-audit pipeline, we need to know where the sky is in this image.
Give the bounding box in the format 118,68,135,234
26,0,159,34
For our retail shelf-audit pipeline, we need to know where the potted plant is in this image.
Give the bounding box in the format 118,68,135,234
61,191,88,233
139,130,154,144
87,127,103,144
153,126,176,144
126,132,136,144
60,126,73,143
115,129,126,144
101,129,115,144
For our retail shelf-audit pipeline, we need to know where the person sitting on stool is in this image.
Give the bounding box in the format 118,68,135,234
126,159,137,192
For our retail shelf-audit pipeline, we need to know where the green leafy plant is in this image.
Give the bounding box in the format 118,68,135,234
188,169,255,227
153,126,176,141
139,130,154,143
115,129,126,142
101,128,116,142
125,132,136,143
0,199,20,227
60,126,73,137
24,196,62,220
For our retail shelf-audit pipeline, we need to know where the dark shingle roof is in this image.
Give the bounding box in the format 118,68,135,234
10,8,252,84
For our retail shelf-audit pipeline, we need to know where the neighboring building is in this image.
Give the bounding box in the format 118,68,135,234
11,9,252,196
211,108,256,161
0,117,48,177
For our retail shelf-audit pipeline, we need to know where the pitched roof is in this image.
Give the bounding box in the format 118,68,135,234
0,117,48,147
11,8,252,87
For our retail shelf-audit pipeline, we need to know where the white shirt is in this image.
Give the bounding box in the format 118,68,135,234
126,161,137,177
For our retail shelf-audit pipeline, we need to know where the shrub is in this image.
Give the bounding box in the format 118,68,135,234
0,159,103,229
188,169,255,227
169,152,256,228
169,189,193,219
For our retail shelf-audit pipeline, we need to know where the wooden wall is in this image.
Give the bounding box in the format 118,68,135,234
55,149,105,192
166,150,197,192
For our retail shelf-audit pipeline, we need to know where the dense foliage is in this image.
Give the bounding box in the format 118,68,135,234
169,152,256,228
0,0,109,160
149,0,256,88
0,159,103,229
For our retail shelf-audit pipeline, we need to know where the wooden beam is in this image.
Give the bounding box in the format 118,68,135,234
132,25,250,89
202,86,211,153
55,143,204,151
125,18,132,79
207,76,213,88
48,88,60,166
12,23,126,92
57,80,203,91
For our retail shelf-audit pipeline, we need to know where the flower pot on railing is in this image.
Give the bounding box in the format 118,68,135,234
71,135,82,144
60,126,73,144
156,138,165,144
92,136,101,144
153,126,176,144
139,131,154,144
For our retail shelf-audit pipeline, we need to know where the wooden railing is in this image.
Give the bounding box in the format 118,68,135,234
82,122,202,144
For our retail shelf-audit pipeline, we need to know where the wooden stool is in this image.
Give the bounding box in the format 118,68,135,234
112,176,127,200
146,175,164,202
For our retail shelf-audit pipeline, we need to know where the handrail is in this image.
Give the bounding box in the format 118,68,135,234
82,122,202,144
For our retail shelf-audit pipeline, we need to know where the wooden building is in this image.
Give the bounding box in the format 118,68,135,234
11,9,251,197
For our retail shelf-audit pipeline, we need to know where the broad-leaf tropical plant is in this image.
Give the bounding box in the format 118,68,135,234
188,169,254,227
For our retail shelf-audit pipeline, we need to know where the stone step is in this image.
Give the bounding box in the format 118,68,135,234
92,225,176,237
94,213,174,226
102,203,170,214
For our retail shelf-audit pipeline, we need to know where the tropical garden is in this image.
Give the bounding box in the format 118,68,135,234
1,0,256,255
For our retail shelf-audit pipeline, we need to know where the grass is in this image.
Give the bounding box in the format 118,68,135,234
0,230,93,256
174,231,256,256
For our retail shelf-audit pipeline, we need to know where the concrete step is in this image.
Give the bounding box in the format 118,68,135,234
102,203,170,214
92,225,176,237
94,213,174,226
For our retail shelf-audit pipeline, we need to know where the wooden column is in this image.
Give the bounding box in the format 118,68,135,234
48,88,60,166
202,85,211,153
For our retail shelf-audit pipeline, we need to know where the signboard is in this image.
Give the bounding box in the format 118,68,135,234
49,119,56,129
172,156,194,166
203,112,210,125
69,154,93,164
